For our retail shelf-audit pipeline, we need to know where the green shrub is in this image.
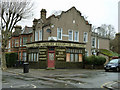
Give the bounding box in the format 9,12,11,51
5,52,18,67
85,55,106,66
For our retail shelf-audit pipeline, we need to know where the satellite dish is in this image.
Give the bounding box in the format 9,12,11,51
46,29,51,33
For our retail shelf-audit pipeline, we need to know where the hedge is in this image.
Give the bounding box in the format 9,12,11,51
5,52,18,67
85,55,106,66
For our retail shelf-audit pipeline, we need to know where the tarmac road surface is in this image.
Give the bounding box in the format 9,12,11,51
2,69,120,89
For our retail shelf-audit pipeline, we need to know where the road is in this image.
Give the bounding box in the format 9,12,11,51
2,69,120,88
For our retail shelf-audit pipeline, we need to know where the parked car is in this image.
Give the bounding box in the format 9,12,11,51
104,59,120,72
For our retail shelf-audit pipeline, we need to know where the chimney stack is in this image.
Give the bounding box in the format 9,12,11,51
41,9,47,22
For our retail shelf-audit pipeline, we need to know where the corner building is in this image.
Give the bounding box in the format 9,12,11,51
27,7,92,69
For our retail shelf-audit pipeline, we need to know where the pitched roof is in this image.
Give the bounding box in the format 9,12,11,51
21,26,33,35
33,6,92,28
12,29,22,37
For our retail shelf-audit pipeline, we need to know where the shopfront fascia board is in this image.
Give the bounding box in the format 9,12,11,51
27,42,86,48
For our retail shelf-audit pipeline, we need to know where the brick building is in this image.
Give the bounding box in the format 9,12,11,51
26,7,110,69
6,26,33,62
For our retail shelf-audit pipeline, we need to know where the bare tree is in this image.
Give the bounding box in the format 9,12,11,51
99,24,116,39
0,0,34,70
92,24,116,39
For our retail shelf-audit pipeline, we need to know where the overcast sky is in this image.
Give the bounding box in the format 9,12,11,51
18,0,119,33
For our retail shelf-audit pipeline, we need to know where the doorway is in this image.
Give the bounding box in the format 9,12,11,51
47,48,55,69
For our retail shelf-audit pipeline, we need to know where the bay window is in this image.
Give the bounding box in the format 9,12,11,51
35,31,38,41
39,30,42,41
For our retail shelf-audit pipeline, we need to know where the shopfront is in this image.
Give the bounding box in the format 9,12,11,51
27,41,86,69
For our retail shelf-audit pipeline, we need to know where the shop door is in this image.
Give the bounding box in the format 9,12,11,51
47,49,55,68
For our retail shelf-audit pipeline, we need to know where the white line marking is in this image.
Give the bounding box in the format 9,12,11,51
31,84,37,88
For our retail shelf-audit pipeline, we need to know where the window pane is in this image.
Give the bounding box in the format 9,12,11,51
57,28,62,40
92,37,96,47
23,52,26,61
84,32,88,42
35,31,38,41
15,39,19,47
20,38,22,46
37,53,38,61
23,37,27,45
34,53,36,61
75,31,79,41
69,31,73,41
70,54,74,62
49,53,54,60
31,53,33,61
29,54,31,61
75,54,78,62
39,30,42,40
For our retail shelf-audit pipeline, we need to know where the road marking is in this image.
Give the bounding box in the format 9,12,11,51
10,84,29,88
101,81,117,89
101,81,113,88
31,84,37,88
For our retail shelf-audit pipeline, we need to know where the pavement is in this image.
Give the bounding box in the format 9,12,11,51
3,68,120,89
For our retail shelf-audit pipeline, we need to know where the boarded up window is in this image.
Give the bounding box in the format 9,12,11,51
66,53,70,62
79,54,82,62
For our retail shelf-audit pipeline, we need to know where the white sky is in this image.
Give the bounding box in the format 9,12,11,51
18,0,119,33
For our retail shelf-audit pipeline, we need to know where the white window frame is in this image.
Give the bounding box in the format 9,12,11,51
35,31,38,41
97,39,99,49
83,32,88,42
39,30,42,41
68,30,73,41
91,37,96,48
74,31,79,42
57,28,62,40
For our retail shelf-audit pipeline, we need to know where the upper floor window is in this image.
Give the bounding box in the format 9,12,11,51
8,40,11,48
39,30,42,41
97,39,99,49
57,28,62,40
20,37,22,46
83,32,88,42
74,31,79,42
68,30,73,41
23,37,27,46
91,37,96,48
23,52,27,61
35,31,38,41
15,39,19,47
30,36,32,42
12,40,14,47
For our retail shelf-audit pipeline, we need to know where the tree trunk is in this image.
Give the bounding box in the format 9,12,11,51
1,46,7,70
